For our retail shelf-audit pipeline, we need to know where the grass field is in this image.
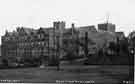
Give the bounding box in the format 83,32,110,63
0,65,133,84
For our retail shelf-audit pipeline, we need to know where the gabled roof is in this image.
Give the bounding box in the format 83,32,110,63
22,27,35,35
38,27,53,32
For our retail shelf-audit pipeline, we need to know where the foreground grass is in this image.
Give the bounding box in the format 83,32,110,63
0,65,133,83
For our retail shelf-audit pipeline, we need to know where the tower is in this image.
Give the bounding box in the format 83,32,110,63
53,21,65,30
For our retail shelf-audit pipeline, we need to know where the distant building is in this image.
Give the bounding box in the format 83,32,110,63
98,23,116,32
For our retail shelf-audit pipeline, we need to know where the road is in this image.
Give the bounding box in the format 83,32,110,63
0,65,133,84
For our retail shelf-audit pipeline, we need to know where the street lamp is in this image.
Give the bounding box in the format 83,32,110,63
129,47,134,81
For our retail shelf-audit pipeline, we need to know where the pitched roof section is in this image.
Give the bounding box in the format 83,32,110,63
23,27,34,35
115,32,125,38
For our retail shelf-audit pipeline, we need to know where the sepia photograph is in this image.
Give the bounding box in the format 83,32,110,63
0,0,134,84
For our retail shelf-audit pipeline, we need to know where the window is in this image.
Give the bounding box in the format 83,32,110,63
38,35,41,39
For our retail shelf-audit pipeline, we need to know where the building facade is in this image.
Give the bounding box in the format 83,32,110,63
2,21,118,65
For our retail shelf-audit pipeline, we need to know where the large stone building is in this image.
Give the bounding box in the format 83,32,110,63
1,21,118,65
1,21,66,65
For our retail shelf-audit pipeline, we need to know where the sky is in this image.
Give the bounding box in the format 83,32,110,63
0,0,135,44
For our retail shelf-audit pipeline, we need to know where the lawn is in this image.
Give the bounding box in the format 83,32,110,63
0,65,133,84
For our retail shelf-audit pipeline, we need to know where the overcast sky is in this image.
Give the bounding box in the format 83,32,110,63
0,0,135,44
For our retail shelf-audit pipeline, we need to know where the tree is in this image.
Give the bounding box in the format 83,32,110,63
76,32,96,58
119,37,129,55
2,58,8,66
62,37,79,64
128,31,135,47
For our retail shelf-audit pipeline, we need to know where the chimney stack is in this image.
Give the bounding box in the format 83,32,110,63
71,23,75,35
